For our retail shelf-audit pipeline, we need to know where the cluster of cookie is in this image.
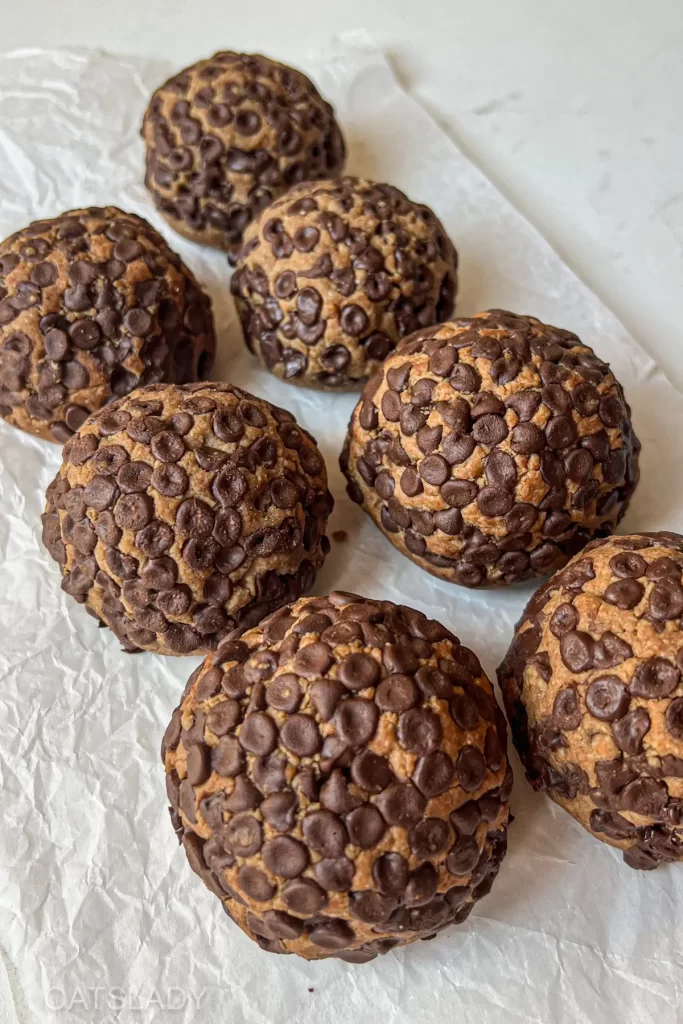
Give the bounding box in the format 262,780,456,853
1,47,678,965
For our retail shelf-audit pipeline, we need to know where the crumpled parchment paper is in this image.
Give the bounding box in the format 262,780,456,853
0,37,682,1024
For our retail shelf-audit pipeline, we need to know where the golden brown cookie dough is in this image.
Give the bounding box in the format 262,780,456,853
231,177,458,390
499,532,683,870
42,382,333,656
341,311,640,587
162,593,510,961
141,52,346,259
0,207,215,443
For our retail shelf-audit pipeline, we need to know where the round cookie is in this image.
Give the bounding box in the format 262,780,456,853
231,177,457,389
499,532,683,870
42,382,333,656
341,310,640,588
141,51,345,259
162,592,510,961
0,207,215,443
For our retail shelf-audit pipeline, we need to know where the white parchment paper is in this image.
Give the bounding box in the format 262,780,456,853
0,39,682,1024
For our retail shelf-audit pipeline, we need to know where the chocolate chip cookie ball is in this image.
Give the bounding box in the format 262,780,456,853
0,207,215,443
141,52,346,259
231,177,458,389
42,382,333,656
341,311,640,588
499,532,683,870
162,592,510,961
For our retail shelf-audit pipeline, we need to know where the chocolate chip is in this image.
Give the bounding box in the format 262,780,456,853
114,461,151,494
244,651,277,684
293,641,333,678
477,485,514,517
215,737,246,774
376,782,426,828
114,493,153,531
303,810,348,857
381,389,402,422
405,862,438,906
237,865,275,902
472,414,508,448
610,553,647,578
604,578,644,610
619,777,667,816
593,631,632,669
314,856,355,891
484,727,504,771
511,422,545,455
441,479,477,508
316,770,355,815
151,430,185,462
176,497,214,539
262,835,309,878
178,779,197,824
151,462,189,497
398,708,442,754
239,712,278,755
442,433,476,466
308,918,355,949
334,698,379,746
253,752,287,794
649,580,683,621
266,674,301,713
225,812,263,856
340,304,369,337
666,698,683,741
260,910,304,940
409,818,450,859
414,666,451,699
399,467,422,497
553,687,582,730
549,603,579,638
455,746,487,792
612,707,651,755
343,804,384,848
282,877,327,914
450,801,482,835
375,674,419,713
83,475,118,511
141,557,178,589
339,652,380,690
372,852,408,896
350,750,394,793
450,693,480,731
506,390,541,420
559,631,594,672
253,791,296,836
629,658,680,698
350,891,396,924
420,455,450,486
281,714,321,757
382,643,418,675
413,751,454,797
310,679,345,722
585,677,630,721
447,836,480,875
186,745,211,786
646,557,681,581
545,415,577,449
449,364,480,393
207,700,241,736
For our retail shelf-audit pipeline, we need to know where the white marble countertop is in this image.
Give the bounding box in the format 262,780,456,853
3,0,682,385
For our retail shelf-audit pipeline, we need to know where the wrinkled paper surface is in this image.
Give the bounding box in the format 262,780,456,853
0,39,682,1024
